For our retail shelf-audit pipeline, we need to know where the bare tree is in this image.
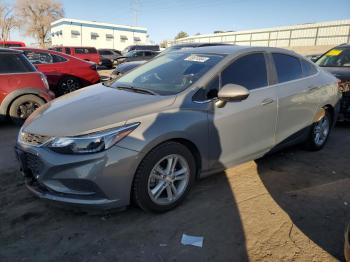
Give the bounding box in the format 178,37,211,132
0,1,18,42
15,0,64,47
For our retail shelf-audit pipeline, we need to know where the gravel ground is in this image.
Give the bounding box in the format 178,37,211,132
0,121,349,262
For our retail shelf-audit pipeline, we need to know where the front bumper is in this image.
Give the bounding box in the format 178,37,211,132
15,142,143,209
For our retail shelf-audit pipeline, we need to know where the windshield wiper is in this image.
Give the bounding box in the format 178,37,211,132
116,85,157,95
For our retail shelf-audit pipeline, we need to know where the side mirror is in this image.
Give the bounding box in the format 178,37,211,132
216,84,250,108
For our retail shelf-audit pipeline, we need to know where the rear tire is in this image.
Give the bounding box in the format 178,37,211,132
304,110,332,151
8,95,45,126
57,76,81,96
132,142,196,213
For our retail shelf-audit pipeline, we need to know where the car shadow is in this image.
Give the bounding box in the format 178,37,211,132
0,89,250,261
256,122,350,260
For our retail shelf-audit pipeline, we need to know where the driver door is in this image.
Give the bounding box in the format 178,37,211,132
208,52,278,169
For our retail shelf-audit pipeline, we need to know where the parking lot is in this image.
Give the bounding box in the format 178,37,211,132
1,117,349,261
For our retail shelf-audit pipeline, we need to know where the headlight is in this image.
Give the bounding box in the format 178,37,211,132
45,122,139,154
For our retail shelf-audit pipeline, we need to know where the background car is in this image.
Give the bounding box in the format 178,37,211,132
122,44,160,55
315,44,350,121
115,50,159,64
110,60,146,80
18,48,100,96
51,46,100,65
99,48,122,68
0,48,54,124
0,41,26,48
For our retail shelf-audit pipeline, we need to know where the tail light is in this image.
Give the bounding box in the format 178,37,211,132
40,73,49,89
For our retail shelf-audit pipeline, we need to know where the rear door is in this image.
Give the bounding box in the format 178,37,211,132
208,52,278,168
271,53,319,144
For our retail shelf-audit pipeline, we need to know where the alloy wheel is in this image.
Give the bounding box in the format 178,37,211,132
313,115,330,146
16,101,40,119
147,154,190,205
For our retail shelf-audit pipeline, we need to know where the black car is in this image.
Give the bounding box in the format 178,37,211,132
315,44,350,121
115,50,159,64
122,44,160,55
110,60,146,80
98,49,122,69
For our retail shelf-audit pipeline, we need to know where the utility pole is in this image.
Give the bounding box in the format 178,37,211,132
131,0,140,26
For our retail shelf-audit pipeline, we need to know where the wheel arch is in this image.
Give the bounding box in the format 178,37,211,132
0,88,47,117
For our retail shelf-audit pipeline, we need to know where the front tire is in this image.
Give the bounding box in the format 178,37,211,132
8,95,45,125
305,110,332,151
132,142,196,212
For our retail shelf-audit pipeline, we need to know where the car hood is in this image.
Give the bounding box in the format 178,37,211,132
22,84,176,137
321,67,350,81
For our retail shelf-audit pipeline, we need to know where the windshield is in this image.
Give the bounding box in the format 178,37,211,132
111,52,224,95
316,47,350,67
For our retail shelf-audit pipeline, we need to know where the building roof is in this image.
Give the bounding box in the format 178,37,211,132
51,18,148,34
178,19,350,41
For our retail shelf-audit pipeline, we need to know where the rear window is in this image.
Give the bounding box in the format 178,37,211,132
272,53,303,83
316,48,350,67
301,59,318,77
0,53,36,73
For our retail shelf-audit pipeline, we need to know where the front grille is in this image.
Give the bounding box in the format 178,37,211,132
19,132,50,146
24,153,43,177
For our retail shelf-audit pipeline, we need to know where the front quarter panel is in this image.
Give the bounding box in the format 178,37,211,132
119,105,209,172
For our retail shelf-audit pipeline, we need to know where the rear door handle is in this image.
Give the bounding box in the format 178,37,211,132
261,98,274,106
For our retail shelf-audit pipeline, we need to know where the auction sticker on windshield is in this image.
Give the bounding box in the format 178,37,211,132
326,49,343,56
185,54,210,63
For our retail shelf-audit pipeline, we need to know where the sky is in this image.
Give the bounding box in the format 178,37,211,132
8,0,350,45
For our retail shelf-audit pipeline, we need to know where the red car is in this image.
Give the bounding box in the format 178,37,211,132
0,48,54,124
17,48,100,96
0,41,26,47
51,46,101,65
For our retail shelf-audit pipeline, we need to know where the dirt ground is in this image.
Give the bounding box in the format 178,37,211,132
0,121,349,262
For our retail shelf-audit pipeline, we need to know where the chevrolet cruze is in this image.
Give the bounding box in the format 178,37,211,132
16,46,341,212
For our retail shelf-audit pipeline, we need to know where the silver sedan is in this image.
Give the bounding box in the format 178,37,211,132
16,46,341,212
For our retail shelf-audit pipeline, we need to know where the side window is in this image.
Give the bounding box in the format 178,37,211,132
65,48,71,54
222,53,268,90
24,51,53,64
52,54,67,63
272,53,303,83
87,48,97,54
144,51,152,57
193,76,220,101
301,59,318,77
74,48,84,54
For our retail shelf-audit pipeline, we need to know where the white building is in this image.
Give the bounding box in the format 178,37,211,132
171,19,350,54
50,18,149,50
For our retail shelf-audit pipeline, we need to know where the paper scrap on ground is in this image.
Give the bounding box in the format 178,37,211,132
181,234,204,247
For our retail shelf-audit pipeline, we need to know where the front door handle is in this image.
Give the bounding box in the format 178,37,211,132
261,98,274,106
308,86,320,92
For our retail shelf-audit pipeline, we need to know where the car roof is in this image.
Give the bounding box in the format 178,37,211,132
176,45,299,56
172,42,231,48
0,47,23,54
336,43,350,48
